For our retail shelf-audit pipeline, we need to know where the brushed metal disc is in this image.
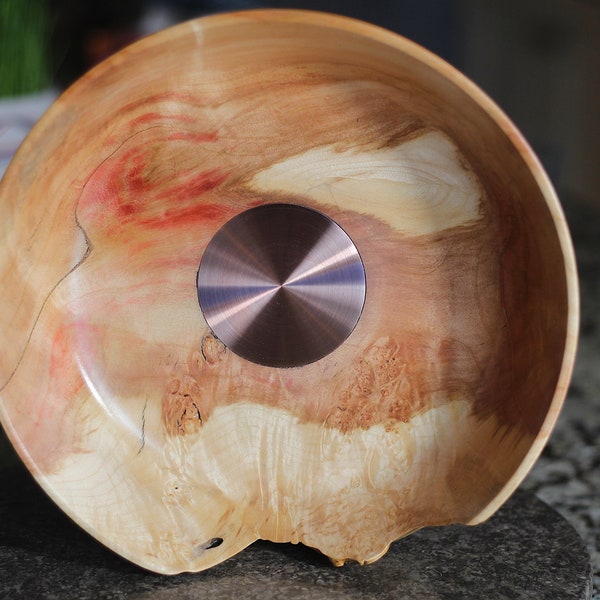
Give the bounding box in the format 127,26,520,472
197,204,366,368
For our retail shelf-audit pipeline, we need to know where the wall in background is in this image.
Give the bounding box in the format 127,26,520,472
460,0,599,208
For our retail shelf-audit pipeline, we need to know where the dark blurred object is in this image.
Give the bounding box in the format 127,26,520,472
167,0,264,15
459,0,599,210
269,0,459,64
49,0,145,87
49,0,266,87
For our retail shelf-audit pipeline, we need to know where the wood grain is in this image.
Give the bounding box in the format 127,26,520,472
0,10,578,573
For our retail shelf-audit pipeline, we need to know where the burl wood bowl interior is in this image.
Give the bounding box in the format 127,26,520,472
0,10,578,574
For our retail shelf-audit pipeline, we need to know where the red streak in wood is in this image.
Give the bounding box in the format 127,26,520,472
140,200,231,230
20,374,81,474
48,326,84,394
125,156,150,197
131,169,231,229
128,111,196,129
79,129,230,235
164,168,228,200
167,131,218,143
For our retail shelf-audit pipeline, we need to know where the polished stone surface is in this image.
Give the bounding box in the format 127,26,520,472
0,465,591,599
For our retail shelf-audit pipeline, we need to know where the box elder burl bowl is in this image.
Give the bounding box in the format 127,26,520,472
0,9,578,574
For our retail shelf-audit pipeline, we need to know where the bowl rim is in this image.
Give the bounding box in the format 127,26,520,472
0,7,580,568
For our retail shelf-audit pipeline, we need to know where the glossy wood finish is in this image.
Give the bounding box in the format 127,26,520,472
0,10,578,573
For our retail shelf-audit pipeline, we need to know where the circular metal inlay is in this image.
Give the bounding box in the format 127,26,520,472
197,204,366,368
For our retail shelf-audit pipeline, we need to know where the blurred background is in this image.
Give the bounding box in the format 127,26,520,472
0,0,599,595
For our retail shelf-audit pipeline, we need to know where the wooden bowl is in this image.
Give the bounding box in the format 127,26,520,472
0,10,578,574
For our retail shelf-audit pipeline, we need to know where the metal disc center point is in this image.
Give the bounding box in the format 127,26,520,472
197,203,366,368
